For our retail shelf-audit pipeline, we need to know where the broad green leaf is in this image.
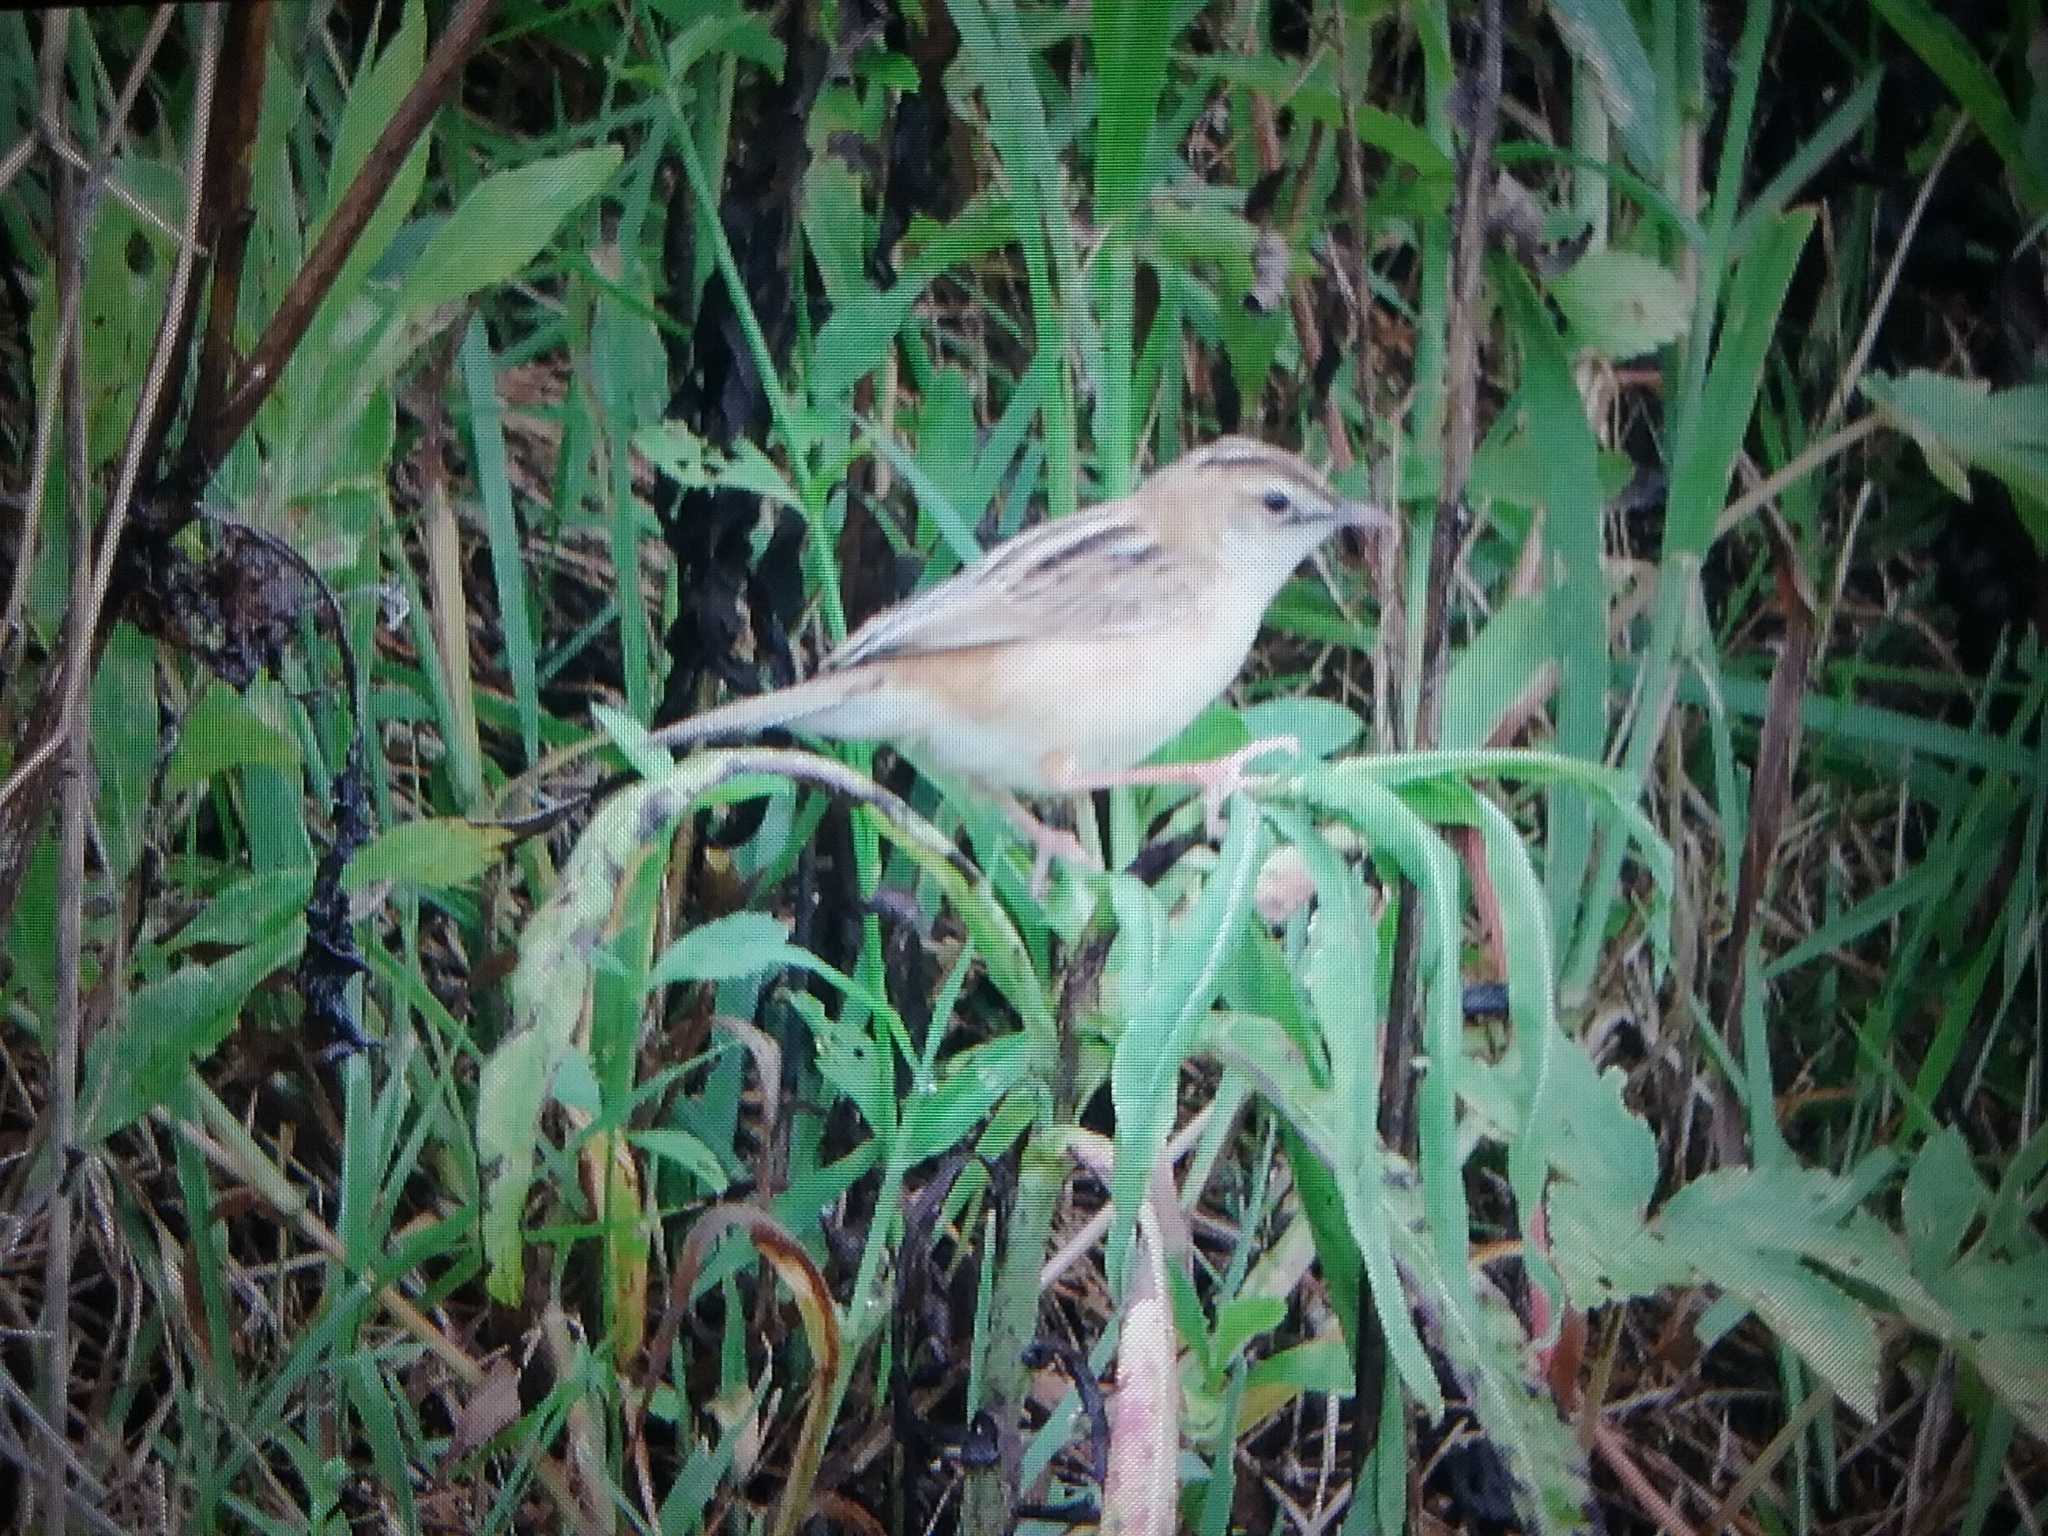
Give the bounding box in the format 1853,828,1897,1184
631,1128,731,1190
344,817,513,893
903,1033,1043,1163
1104,873,1169,1005
316,0,428,308
856,48,918,92
793,990,893,1135
166,680,302,794
590,245,669,433
1903,1127,1988,1275
1232,1336,1352,1433
552,1048,603,1115
634,422,805,511
666,3,785,79
1143,704,1250,768
1470,794,1570,1317
802,152,871,307
1239,697,1364,760
398,145,623,311
85,920,305,1140
1108,801,1263,1278
1444,591,1550,750
159,868,315,955
1209,1296,1288,1369
650,912,806,986
29,156,182,454
1862,370,2048,510
1709,1252,1881,1420
1550,247,1691,360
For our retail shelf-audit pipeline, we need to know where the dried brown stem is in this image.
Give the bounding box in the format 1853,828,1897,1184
168,0,503,499
1382,0,1502,1158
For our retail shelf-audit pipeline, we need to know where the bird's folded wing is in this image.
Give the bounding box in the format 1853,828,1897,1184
825,508,1209,670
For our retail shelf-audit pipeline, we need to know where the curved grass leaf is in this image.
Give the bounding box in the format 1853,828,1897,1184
1544,0,1661,170
398,144,622,312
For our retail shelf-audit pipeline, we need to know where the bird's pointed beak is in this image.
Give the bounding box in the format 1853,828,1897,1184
1337,496,1390,531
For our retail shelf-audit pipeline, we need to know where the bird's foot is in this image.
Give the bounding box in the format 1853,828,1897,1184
1063,736,1302,838
1192,735,1302,838
995,791,1101,896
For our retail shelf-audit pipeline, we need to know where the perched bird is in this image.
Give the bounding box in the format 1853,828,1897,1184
647,436,1383,867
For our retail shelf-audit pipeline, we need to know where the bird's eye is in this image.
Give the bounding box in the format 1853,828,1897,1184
1261,488,1291,513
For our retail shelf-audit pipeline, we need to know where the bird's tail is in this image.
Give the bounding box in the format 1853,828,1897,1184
639,670,879,753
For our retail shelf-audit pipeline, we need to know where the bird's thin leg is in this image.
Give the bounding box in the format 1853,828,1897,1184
1048,737,1303,839
993,789,1102,893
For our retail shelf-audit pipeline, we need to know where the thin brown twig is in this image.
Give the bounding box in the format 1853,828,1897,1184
1700,1380,1834,1536
1591,1418,1706,1536
0,226,79,675
1332,4,1375,456
1383,0,1502,1155
27,13,217,1531
0,134,34,202
169,0,504,497
180,1,275,449
1,7,220,822
1712,413,1880,541
3,5,181,673
1363,3,1502,1521
0,1370,125,1536
42,42,91,1533
90,5,181,170
25,128,189,247
1820,113,1969,432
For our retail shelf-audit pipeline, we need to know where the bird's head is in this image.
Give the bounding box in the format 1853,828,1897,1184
1143,436,1386,584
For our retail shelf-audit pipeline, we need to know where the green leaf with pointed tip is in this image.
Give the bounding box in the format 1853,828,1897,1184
1870,0,2048,212
1545,0,1661,170
166,680,302,794
345,817,512,893
1093,0,1178,223
399,146,622,311
86,920,306,1140
649,912,806,986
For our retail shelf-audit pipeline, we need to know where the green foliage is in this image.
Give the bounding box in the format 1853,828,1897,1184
1864,370,2048,549
398,147,623,311
1870,0,2048,213
1545,0,1662,169
10,2,2048,1532
1548,247,1693,359
85,919,306,1140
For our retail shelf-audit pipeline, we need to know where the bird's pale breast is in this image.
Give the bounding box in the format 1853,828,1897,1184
885,592,1266,790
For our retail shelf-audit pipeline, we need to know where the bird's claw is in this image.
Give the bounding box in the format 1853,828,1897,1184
1198,735,1303,839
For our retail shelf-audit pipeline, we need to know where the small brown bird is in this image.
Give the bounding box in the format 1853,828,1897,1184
648,436,1382,865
